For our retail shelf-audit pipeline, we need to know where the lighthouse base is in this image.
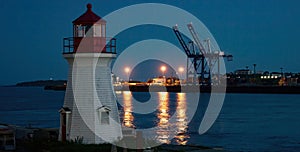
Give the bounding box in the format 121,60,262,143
59,53,122,144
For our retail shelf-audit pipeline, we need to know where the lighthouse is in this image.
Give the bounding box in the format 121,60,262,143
59,4,122,144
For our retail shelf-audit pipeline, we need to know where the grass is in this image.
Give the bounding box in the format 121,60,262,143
18,140,113,152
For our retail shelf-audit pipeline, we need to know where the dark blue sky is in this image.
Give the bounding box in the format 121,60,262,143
0,0,300,85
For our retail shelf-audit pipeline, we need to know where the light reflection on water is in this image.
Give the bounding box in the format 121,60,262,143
122,91,135,128
119,91,189,145
174,93,189,145
156,92,171,144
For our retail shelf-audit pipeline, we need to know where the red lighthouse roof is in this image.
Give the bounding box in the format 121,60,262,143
72,4,106,24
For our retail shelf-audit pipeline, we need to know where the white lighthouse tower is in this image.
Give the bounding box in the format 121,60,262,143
59,4,122,144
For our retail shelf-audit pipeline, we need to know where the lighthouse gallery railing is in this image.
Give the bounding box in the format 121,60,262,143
63,37,116,54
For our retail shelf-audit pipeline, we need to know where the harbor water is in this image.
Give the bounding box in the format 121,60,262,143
0,86,300,151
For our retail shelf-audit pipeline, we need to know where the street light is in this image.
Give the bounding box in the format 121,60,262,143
160,66,167,84
124,67,130,81
280,67,283,77
178,67,184,78
160,66,166,77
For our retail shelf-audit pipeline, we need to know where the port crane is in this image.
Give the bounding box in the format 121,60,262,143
173,23,233,85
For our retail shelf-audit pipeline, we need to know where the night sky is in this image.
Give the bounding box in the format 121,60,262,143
0,0,299,85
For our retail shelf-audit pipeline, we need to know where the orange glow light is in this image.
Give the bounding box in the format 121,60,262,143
124,67,130,73
178,67,184,73
160,66,166,72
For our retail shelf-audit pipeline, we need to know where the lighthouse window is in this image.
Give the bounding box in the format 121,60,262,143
101,24,106,37
101,111,110,125
85,25,93,37
77,25,85,37
97,106,111,125
94,25,101,37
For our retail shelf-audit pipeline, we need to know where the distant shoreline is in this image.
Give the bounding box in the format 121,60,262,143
15,80,67,87
5,80,300,94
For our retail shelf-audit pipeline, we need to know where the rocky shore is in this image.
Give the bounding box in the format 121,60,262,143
8,125,224,152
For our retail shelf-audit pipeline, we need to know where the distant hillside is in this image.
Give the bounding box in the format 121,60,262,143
16,80,67,87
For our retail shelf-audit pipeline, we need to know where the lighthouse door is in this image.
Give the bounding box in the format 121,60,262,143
59,107,71,141
59,107,71,142
61,113,66,141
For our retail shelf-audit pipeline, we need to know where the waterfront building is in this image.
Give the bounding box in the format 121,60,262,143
234,69,251,75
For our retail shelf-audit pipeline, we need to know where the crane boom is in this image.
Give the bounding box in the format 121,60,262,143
173,25,206,84
172,25,192,56
187,23,206,55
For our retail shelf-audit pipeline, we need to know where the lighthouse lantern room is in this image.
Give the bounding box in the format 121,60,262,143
63,3,116,54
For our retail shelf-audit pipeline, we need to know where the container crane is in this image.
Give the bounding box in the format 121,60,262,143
173,23,233,85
